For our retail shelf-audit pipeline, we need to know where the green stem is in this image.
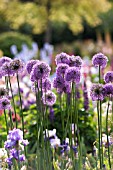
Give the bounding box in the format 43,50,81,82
9,109,14,130
106,100,111,169
4,110,8,134
16,73,24,138
8,75,17,128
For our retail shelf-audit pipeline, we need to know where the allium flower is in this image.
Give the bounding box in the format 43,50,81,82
26,60,39,74
65,67,81,83
42,91,56,106
55,52,69,65
8,128,23,141
92,52,108,68
0,56,12,66
69,55,83,69
53,76,65,89
57,82,71,94
0,88,8,98
2,62,13,76
30,62,51,82
104,71,113,83
10,59,24,74
104,84,113,97
56,63,69,76
41,78,51,92
90,84,105,101
0,98,11,110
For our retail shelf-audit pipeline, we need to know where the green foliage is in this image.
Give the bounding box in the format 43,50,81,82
0,31,33,58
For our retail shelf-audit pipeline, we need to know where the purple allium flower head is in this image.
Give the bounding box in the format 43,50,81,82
53,76,65,89
41,78,51,92
19,154,25,162
42,91,56,106
0,56,12,67
30,62,51,82
55,52,69,65
0,97,11,110
90,84,105,101
104,71,113,83
0,88,8,98
56,63,69,76
83,82,89,110
4,140,16,149
6,157,12,166
65,67,81,83
57,82,71,94
69,55,83,69
8,128,23,141
10,59,24,74
26,60,39,74
104,83,113,97
92,53,108,68
2,62,14,76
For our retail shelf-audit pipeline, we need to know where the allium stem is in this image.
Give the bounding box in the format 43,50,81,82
16,73,24,138
5,76,9,92
9,110,14,130
106,100,111,169
4,109,8,134
97,101,102,169
8,75,17,128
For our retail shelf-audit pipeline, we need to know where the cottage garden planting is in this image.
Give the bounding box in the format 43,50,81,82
0,52,113,170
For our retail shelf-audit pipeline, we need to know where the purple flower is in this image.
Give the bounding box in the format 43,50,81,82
8,128,23,141
53,76,65,89
10,148,19,159
21,139,29,146
49,107,54,121
104,71,113,83
30,62,51,82
56,63,69,76
83,82,89,110
65,67,81,83
69,55,83,69
26,60,39,74
92,53,108,68
104,84,113,97
10,59,24,74
42,91,56,106
4,140,16,149
41,78,51,92
57,82,71,94
6,157,12,166
0,56,12,66
2,62,14,76
0,97,11,110
90,84,105,101
19,154,25,162
55,52,69,65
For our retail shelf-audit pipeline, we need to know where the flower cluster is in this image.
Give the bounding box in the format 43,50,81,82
5,128,29,166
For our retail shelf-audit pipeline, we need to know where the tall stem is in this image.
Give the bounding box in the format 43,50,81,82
8,75,17,128
106,100,111,169
4,110,8,134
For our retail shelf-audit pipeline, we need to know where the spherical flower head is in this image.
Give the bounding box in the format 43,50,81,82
56,63,69,76
42,91,56,106
26,60,39,74
104,83,113,97
0,97,11,110
0,56,12,67
55,52,69,65
53,76,65,89
41,78,51,92
65,67,81,83
57,82,71,94
104,71,113,83
90,84,105,101
69,55,83,69
30,62,51,82
8,128,23,141
2,62,14,76
10,59,24,74
92,53,108,68
0,88,8,98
